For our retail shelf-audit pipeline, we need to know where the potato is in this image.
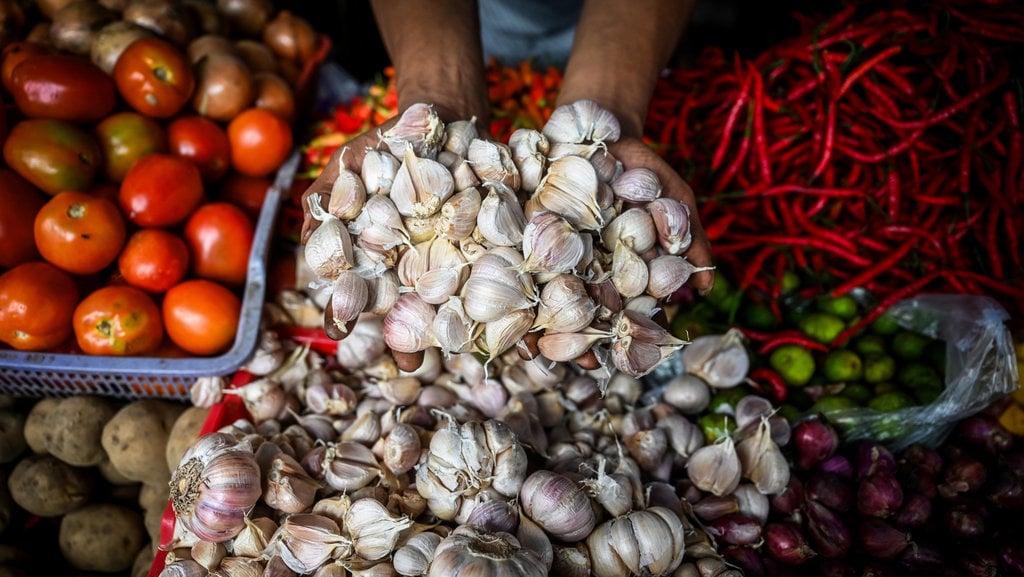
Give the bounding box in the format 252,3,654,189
0,409,25,464
101,399,185,485
44,395,117,467
98,457,136,486
138,481,169,513
21,397,59,454
7,453,94,517
59,503,145,573
165,405,208,472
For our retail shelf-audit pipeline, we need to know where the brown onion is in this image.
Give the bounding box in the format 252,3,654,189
262,9,317,64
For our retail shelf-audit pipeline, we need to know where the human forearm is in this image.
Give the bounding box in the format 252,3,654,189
557,0,696,138
369,0,490,124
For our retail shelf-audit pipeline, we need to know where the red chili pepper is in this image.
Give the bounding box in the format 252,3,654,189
276,326,340,355
711,73,753,171
756,332,831,355
837,45,903,99
747,367,789,403
831,239,916,297
810,100,836,180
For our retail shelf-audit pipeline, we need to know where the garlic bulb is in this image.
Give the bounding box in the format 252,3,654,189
393,531,442,577
345,497,414,561
519,470,596,542
686,436,742,497
735,417,790,495
415,419,528,522
467,138,521,191
681,329,750,389
587,507,685,577
169,433,262,543
427,525,547,577
542,99,621,145
268,513,353,574
382,103,445,159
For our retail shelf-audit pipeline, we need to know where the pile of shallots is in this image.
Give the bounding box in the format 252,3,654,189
302,99,709,378
160,323,794,577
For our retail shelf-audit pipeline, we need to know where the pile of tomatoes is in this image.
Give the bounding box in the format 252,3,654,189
0,4,318,359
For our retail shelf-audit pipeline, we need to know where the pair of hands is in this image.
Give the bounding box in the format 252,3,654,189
299,114,715,296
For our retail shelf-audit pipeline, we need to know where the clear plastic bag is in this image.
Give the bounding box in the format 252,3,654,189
825,294,1019,450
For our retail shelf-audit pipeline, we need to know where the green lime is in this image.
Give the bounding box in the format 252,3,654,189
822,349,864,382
873,382,898,395
841,383,872,404
809,394,858,415
862,353,896,384
891,330,933,360
777,403,803,422
868,391,916,412
768,344,817,387
870,313,902,336
698,413,736,444
897,362,943,391
799,312,847,344
852,334,888,356
924,339,947,373
702,271,738,313
816,294,860,320
780,270,801,294
740,300,778,330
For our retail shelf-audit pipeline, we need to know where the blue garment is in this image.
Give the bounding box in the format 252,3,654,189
478,0,584,67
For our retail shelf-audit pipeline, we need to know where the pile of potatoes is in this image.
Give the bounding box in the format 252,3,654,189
0,393,209,576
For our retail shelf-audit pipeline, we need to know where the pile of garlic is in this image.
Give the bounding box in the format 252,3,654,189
162,325,796,577
303,99,709,378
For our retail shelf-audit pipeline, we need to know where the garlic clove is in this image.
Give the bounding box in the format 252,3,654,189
264,451,321,514
533,274,597,334
269,513,352,575
681,328,750,389
305,193,355,281
365,270,401,317
433,296,480,355
536,328,611,362
646,255,715,299
328,270,369,336
362,148,401,196
610,167,662,202
443,117,479,157
586,507,685,577
519,211,586,275
336,314,387,370
467,138,521,191
543,99,621,144
480,308,534,362
382,422,422,475
646,197,692,255
476,181,527,247
381,103,445,159
328,152,368,221
736,417,790,495
610,241,649,299
509,128,550,193
686,436,742,497
600,207,657,254
383,293,438,354
230,517,278,558
434,186,481,241
532,155,604,231
390,147,454,218
392,531,442,577
321,441,381,493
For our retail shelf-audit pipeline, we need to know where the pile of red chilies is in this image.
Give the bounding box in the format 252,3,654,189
646,0,1023,336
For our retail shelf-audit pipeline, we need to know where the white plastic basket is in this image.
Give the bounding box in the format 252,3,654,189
0,152,300,400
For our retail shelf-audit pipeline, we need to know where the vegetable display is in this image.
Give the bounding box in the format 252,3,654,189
644,0,1024,326
0,0,325,358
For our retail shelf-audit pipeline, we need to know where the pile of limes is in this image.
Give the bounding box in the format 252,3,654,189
669,271,948,420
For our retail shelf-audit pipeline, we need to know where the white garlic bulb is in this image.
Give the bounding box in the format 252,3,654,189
427,525,547,577
586,507,685,577
520,470,596,542
169,432,262,543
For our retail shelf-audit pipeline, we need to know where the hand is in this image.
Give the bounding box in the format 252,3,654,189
607,136,715,295
298,116,402,245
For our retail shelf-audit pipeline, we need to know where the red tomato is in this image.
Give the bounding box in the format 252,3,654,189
217,172,271,219
167,115,231,181
162,279,240,355
0,261,79,351
118,228,190,293
73,285,163,355
183,202,254,286
227,108,292,177
119,153,204,227
3,118,101,195
9,54,117,123
94,111,168,182
113,37,195,119
34,191,126,275
1,41,52,94
0,168,46,269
